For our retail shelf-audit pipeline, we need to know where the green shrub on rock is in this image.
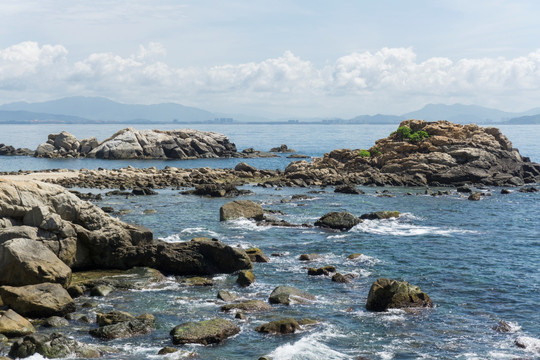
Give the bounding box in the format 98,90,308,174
358,150,370,157
392,126,430,143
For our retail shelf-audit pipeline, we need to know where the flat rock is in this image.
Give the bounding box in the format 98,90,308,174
170,318,240,345
255,318,301,334
221,300,273,312
220,200,264,221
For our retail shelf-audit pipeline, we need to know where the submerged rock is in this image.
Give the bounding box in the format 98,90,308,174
170,318,240,345
314,211,361,231
268,286,316,305
365,278,433,312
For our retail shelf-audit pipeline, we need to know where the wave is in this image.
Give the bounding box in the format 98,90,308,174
351,218,478,237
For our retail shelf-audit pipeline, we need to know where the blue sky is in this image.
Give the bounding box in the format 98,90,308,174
1,0,540,117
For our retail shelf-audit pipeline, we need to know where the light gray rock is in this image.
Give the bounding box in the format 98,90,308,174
0,283,76,318
219,200,264,221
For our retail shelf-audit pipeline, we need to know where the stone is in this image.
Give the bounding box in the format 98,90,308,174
314,211,361,230
170,318,240,345
0,237,72,287
96,311,134,326
346,253,363,260
236,270,255,287
9,333,109,359
365,278,433,312
331,273,357,283
268,286,316,305
359,211,400,220
179,276,214,286
89,314,155,340
220,200,264,221
492,320,513,333
158,346,178,355
500,189,511,194
235,162,258,172
307,266,336,276
334,184,365,194
90,285,114,297
42,316,69,328
0,309,36,337
245,247,270,262
220,300,273,312
468,192,482,201
514,336,540,352
255,318,301,334
217,290,238,302
0,283,75,318
298,253,322,261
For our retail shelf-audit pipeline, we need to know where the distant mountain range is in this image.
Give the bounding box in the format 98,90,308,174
0,97,539,124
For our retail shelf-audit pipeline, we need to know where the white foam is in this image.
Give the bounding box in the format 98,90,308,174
180,227,220,238
515,336,540,353
351,218,478,237
327,234,349,239
160,233,183,242
225,218,269,232
345,253,380,266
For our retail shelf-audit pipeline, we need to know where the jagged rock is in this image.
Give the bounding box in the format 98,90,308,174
0,309,36,337
170,318,240,345
0,283,75,318
220,300,272,312
90,314,155,340
255,318,301,334
219,200,264,221
9,332,110,358
245,247,270,263
365,278,433,312
270,144,295,153
314,211,361,230
359,211,400,220
236,270,255,287
269,286,316,305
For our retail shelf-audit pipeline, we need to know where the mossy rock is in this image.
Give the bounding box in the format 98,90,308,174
221,300,272,313
255,318,301,334
366,278,433,311
245,248,270,263
170,318,240,345
236,270,255,287
307,266,336,276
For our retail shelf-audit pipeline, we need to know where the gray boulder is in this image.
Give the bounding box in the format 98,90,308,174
170,318,240,345
90,314,155,340
314,211,361,230
220,200,264,221
0,283,75,318
9,333,110,359
269,286,316,305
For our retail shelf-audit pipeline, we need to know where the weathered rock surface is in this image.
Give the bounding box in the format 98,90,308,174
236,270,255,287
9,333,111,359
220,200,264,221
245,247,270,263
0,180,251,278
0,309,36,337
269,286,316,305
90,313,155,340
170,318,240,345
0,283,75,318
307,266,336,276
365,278,433,312
181,183,254,197
220,300,273,313
0,144,33,156
255,318,301,334
314,211,361,231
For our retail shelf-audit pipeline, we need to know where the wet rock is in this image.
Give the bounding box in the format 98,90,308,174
0,309,35,337
519,186,539,193
235,312,247,320
255,318,302,334
331,273,357,283
221,300,273,313
236,270,255,287
514,336,540,352
132,187,158,196
9,332,112,358
220,200,264,221
71,267,166,291
492,320,514,333
268,286,316,305
90,314,155,340
90,285,114,297
468,192,482,201
245,247,270,263
456,186,472,193
298,253,322,261
42,316,70,328
217,290,238,302
170,318,240,345
158,346,178,355
307,266,336,276
314,211,361,231
101,206,114,213
359,211,400,220
67,285,85,298
96,311,134,326
0,283,75,318
365,278,433,312
500,189,511,194
334,184,365,194
179,276,214,286
270,144,296,153
346,253,363,260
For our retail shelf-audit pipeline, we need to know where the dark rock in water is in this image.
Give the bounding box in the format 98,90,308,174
157,346,178,355
182,183,253,197
298,253,322,261
217,290,238,302
456,186,472,193
307,266,336,276
220,300,272,313
334,184,365,194
235,312,247,320
287,154,310,159
90,284,114,297
101,206,114,213
366,278,433,312
0,144,33,156
331,272,357,283
492,320,513,333
315,211,361,231
468,192,482,201
132,187,158,196
269,286,316,305
178,276,214,286
360,211,400,220
0,283,75,318
245,247,270,263
519,186,539,193
220,200,264,221
270,144,295,153
500,189,511,194
170,318,240,345
514,336,540,352
346,253,363,260
0,309,36,337
236,270,255,287
9,332,111,359
90,314,155,340
96,311,134,326
255,318,302,334
69,190,103,201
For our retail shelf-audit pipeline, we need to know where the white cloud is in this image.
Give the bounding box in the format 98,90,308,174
2,41,540,116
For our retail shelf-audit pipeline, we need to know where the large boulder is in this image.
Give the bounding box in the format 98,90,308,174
170,318,240,345
219,200,264,221
0,309,36,337
9,333,109,359
0,238,72,287
269,286,316,305
365,278,433,312
314,211,361,231
0,283,75,318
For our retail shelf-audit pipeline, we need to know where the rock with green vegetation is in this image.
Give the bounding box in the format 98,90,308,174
245,247,270,262
221,300,273,313
0,283,75,318
179,276,214,286
307,266,336,276
0,309,35,337
237,270,255,287
170,318,240,345
255,318,301,334
366,278,433,312
90,314,155,340
314,211,361,231
358,149,371,157
219,200,264,221
360,211,400,220
269,286,316,305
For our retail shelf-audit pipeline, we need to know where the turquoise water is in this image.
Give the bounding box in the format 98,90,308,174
0,124,539,359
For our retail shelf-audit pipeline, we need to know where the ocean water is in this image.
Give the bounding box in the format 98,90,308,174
0,124,539,359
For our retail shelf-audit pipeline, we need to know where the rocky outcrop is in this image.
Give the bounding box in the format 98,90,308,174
170,318,240,345
365,278,433,312
284,120,540,186
0,180,251,285
255,318,301,334
90,313,155,340
0,144,33,156
220,300,273,313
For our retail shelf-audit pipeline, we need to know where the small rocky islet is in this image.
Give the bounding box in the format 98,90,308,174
0,120,539,358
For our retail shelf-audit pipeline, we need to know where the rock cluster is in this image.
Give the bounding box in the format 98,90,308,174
0,144,33,156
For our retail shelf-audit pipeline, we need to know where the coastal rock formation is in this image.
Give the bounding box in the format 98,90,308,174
0,309,36,337
284,120,540,186
0,144,33,156
0,179,251,281
365,278,433,312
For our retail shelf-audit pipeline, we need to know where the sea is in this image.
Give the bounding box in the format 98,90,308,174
0,123,539,360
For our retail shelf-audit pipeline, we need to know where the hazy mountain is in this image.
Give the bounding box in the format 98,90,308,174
349,114,405,124
505,114,540,124
0,110,91,123
402,103,516,123
0,97,214,122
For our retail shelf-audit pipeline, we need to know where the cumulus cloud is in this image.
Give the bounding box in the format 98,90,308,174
1,41,540,116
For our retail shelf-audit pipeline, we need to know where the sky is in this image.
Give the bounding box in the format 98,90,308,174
1,0,540,118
